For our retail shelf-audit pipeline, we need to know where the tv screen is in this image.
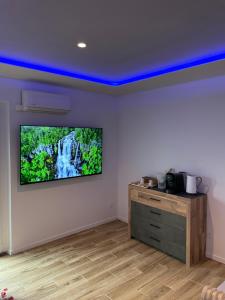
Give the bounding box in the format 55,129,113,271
20,125,102,185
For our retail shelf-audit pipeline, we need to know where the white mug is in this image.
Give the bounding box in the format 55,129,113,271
186,175,202,194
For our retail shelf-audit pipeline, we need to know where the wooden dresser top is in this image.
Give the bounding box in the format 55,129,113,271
129,182,206,203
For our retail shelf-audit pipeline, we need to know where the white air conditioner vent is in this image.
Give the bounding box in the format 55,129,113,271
17,90,72,113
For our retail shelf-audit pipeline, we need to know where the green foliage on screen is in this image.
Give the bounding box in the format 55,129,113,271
20,126,74,158
21,152,51,183
75,128,102,175
20,126,102,184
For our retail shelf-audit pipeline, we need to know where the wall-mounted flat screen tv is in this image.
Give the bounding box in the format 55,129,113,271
20,125,102,185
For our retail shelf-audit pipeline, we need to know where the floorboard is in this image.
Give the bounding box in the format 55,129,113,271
0,221,224,299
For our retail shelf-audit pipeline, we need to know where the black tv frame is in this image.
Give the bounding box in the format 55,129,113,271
19,125,103,185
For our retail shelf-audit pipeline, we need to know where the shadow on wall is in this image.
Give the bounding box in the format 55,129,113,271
17,173,103,192
201,176,219,260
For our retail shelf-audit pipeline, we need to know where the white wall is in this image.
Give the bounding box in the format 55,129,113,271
1,72,225,265
0,102,10,252
0,78,117,254
117,75,225,264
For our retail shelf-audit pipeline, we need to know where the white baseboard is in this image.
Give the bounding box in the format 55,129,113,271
206,252,225,265
8,216,117,255
117,216,128,223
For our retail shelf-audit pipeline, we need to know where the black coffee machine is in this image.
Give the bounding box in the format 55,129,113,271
166,172,185,194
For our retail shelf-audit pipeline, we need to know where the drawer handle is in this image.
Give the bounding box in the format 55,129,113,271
150,210,161,216
150,236,160,243
150,197,161,202
139,193,161,202
150,223,161,229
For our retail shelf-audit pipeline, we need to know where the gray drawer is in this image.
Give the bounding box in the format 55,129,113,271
131,224,163,251
131,201,186,262
132,217,185,246
131,216,161,240
148,207,162,223
131,201,150,218
131,201,162,222
164,224,185,245
163,240,186,262
143,235,162,251
131,201,186,230
147,208,185,230
163,211,186,230
132,226,186,262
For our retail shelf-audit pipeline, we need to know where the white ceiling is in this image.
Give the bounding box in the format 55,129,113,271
0,0,225,92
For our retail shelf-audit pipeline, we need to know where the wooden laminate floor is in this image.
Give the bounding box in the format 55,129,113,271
0,221,225,300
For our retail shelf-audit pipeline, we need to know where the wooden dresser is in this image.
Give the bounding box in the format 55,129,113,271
128,183,207,267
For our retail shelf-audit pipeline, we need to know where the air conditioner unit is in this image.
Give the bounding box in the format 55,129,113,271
18,90,72,113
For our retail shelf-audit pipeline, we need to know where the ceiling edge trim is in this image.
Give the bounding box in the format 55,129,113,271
1,52,225,87
0,56,117,86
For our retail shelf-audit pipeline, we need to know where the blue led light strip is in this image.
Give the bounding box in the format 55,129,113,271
118,52,225,85
0,56,118,86
1,52,225,87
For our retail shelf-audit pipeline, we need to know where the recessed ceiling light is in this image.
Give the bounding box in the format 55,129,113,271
77,42,87,48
